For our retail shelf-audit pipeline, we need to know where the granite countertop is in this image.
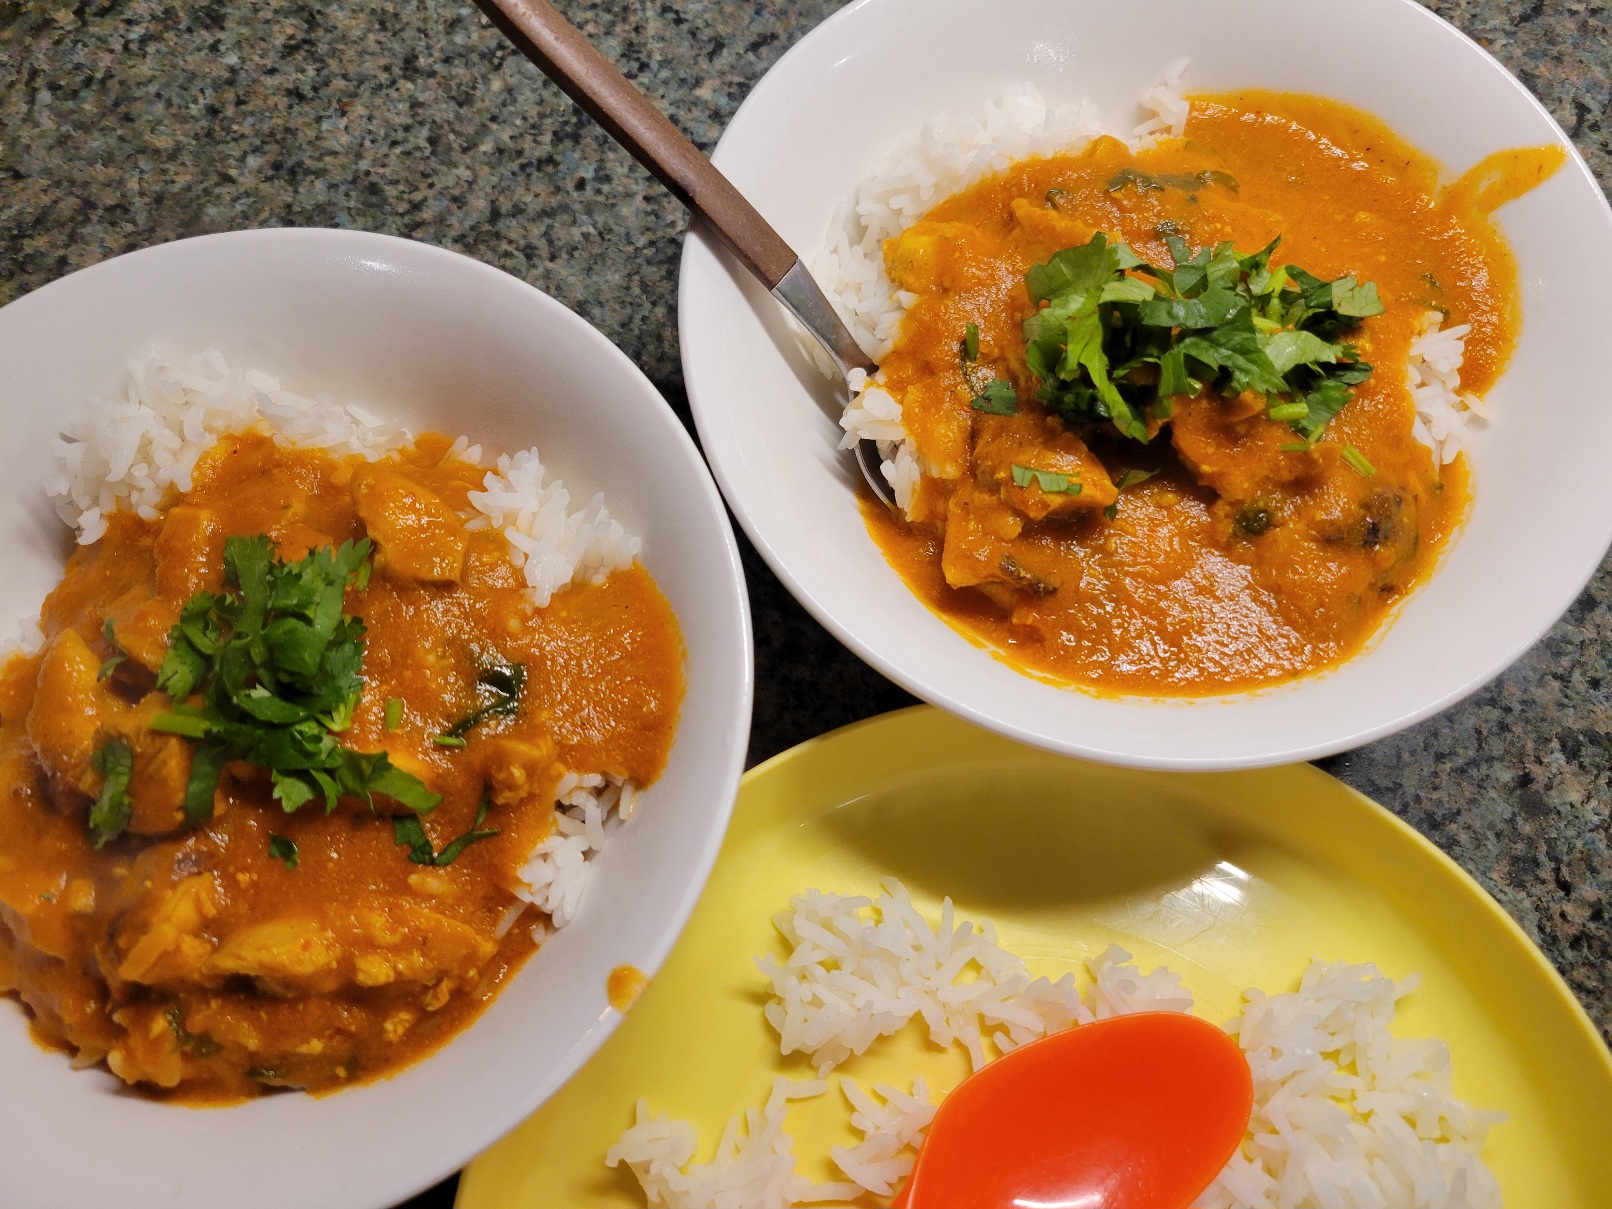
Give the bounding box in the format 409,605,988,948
3,1,1609,1205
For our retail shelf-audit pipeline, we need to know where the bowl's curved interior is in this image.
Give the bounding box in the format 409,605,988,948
0,229,752,1209
679,0,1612,769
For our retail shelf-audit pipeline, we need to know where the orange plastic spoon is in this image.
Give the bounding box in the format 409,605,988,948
892,1012,1253,1209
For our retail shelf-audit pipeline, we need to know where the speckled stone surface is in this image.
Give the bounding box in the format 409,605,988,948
2,1,1609,1204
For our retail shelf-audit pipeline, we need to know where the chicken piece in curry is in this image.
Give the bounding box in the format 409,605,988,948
0,431,683,1100
863,92,1561,693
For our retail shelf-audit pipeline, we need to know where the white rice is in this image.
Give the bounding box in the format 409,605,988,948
611,882,1502,1209
46,348,409,545
513,773,640,932
38,348,644,933
828,1077,937,1198
607,1078,863,1208
46,349,640,605
1407,311,1486,467
824,69,1485,516
465,449,639,608
757,879,1089,1076
1132,56,1193,148
1200,960,1504,1209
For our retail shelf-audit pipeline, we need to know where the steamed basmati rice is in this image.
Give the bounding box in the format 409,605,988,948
607,1079,862,1208
825,69,1486,517
38,348,644,932
1408,311,1487,466
47,349,407,544
611,882,1502,1209
513,772,640,932
465,449,639,608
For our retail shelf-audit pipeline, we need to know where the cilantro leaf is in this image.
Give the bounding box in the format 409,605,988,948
1262,330,1339,376
367,761,443,814
1060,306,1147,440
1100,276,1158,305
1138,287,1242,330
1156,346,1198,399
442,659,527,740
267,834,298,869
392,796,499,867
1331,277,1385,318
1019,232,1381,447
1291,378,1355,443
1011,465,1083,495
391,814,434,864
165,1005,222,1057
183,744,229,828
1114,468,1160,491
272,771,317,813
97,618,127,682
88,739,133,848
1025,234,1125,305
153,536,442,852
970,378,1018,415
1176,306,1289,397
156,619,209,700
1108,168,1239,196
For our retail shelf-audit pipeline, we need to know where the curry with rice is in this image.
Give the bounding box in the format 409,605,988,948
860,91,1561,693
0,427,683,1101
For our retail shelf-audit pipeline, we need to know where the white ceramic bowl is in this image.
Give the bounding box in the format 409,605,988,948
0,230,752,1209
680,0,1612,769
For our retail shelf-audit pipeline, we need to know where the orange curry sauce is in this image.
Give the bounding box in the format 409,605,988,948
0,431,683,1100
865,92,1561,693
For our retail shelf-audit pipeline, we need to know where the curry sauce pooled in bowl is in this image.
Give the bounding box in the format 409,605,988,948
0,355,683,1100
837,85,1562,694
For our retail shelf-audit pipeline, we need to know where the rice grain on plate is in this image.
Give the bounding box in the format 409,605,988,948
611,881,1502,1209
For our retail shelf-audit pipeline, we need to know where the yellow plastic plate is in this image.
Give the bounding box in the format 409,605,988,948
459,706,1612,1207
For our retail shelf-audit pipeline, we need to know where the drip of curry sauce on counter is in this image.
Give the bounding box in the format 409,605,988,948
0,431,684,1101
865,91,1562,694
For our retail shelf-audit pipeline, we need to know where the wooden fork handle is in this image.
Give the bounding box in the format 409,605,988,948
477,0,799,289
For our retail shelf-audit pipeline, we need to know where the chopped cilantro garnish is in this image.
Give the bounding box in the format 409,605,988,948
150,536,441,838
433,735,468,749
442,660,526,740
1235,504,1273,536
267,834,298,869
1011,464,1082,495
970,378,1018,416
1020,233,1381,444
384,697,404,732
1342,445,1377,477
87,739,134,848
97,618,127,682
962,321,980,363
1107,167,1238,195
1104,468,1160,520
164,1005,222,1057
392,795,499,867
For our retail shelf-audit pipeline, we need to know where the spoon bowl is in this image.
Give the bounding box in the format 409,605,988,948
895,1012,1254,1209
